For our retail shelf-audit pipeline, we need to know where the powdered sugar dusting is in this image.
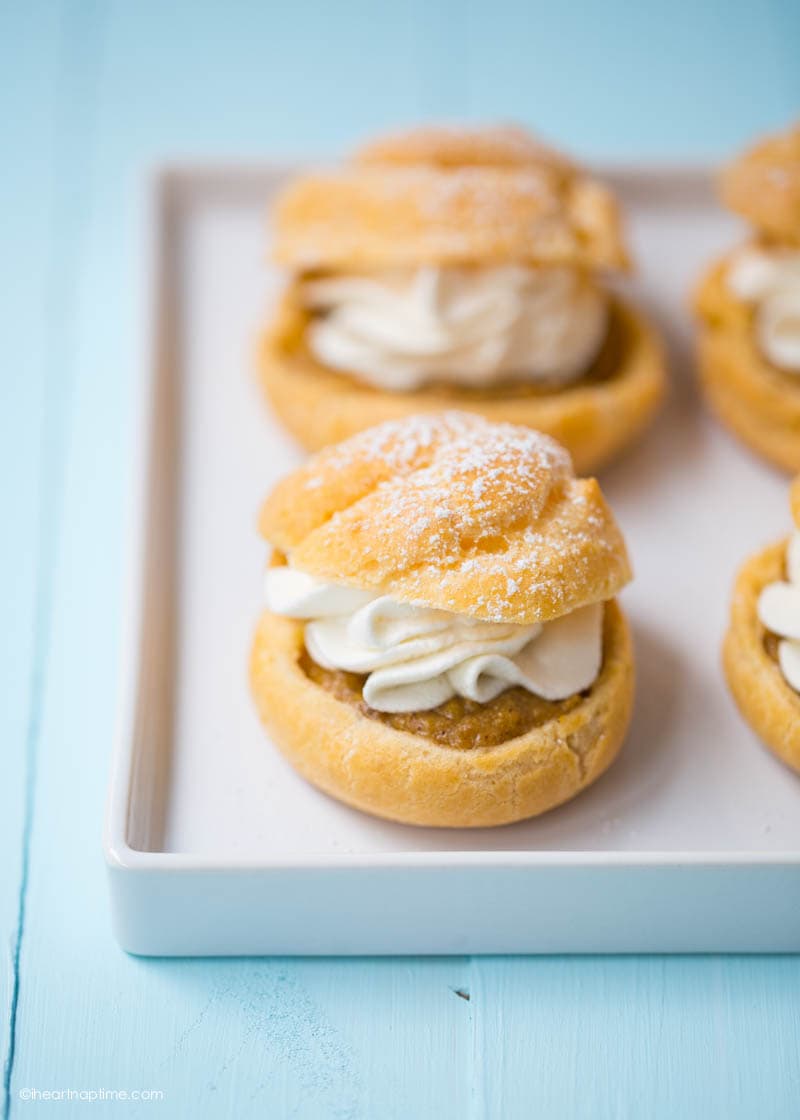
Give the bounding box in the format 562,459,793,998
356,122,576,172
273,161,613,269
315,410,571,495
277,412,630,624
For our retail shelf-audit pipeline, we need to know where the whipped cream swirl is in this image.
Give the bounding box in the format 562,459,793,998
758,530,800,693
265,566,603,714
727,247,800,372
300,265,608,391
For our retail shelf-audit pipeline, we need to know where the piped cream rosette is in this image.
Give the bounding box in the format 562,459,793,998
264,566,604,714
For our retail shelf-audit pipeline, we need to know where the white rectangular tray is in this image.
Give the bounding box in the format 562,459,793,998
105,164,800,955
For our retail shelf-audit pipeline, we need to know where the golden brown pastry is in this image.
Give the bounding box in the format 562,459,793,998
250,412,635,827
354,122,577,173
695,122,800,471
720,123,800,246
260,124,665,472
724,475,800,774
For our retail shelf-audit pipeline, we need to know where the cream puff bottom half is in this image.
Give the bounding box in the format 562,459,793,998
695,260,800,473
259,296,665,474
724,539,800,774
250,600,634,828
698,328,800,473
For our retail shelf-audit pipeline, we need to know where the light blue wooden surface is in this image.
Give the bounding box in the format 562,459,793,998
3,1,800,1116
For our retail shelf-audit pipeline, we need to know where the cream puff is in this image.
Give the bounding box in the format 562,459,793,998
724,475,800,774
695,122,800,471
260,124,665,473
250,411,635,827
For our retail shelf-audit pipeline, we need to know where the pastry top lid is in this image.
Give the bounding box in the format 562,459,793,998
272,124,629,272
259,412,632,626
354,122,575,175
720,122,800,245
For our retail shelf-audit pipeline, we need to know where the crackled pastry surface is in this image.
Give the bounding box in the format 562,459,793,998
354,122,577,173
720,122,800,245
259,412,631,625
273,162,628,273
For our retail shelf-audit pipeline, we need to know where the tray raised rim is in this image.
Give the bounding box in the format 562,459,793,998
104,160,798,879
